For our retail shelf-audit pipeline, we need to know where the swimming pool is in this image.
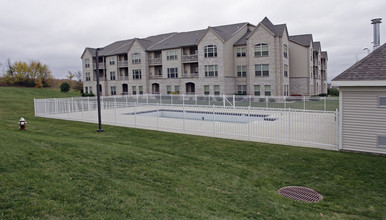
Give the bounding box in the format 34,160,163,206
125,109,274,124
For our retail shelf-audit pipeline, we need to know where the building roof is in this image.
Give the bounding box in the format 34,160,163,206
260,17,287,37
289,34,313,47
322,51,328,60
148,29,205,51
313,42,321,52
211,22,248,41
234,29,252,46
332,43,386,81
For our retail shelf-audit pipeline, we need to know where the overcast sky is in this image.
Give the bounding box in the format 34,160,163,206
0,0,385,81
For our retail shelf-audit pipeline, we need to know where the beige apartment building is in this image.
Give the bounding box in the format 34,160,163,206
81,17,327,96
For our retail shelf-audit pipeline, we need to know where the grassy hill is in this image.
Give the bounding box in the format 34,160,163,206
0,87,385,219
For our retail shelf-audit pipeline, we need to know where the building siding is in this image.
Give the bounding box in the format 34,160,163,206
341,87,386,154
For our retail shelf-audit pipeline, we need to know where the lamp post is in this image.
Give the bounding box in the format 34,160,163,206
95,48,103,132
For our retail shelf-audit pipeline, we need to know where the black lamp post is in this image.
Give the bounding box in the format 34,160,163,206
95,48,103,132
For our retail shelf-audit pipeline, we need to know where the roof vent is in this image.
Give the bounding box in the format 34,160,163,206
371,18,382,50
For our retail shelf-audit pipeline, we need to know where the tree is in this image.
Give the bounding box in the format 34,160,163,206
75,70,82,82
67,71,75,86
4,59,53,87
60,82,70,93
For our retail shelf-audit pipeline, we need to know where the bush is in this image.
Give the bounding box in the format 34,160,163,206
328,88,339,96
318,93,328,97
60,82,70,93
81,93,95,97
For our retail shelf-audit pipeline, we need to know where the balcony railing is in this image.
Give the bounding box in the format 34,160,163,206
149,58,162,65
149,75,163,79
182,54,198,63
93,63,106,69
118,60,128,68
182,72,199,78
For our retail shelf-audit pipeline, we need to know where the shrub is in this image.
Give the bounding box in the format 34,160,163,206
60,82,70,93
81,93,95,97
318,93,328,97
328,88,339,96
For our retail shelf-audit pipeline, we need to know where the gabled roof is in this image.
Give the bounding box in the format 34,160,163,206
148,29,205,51
211,22,248,41
289,34,313,47
260,17,287,37
322,51,328,60
99,39,133,56
332,43,386,81
137,33,176,50
234,29,252,46
313,42,321,52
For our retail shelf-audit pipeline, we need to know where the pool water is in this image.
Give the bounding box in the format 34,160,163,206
126,109,271,124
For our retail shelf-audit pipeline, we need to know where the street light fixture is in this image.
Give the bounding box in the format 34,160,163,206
95,48,103,132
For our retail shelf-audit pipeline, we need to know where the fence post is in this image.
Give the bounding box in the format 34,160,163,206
68,100,71,119
34,98,36,116
303,96,306,110
213,105,216,136
182,94,185,106
288,108,291,143
266,97,268,109
134,102,137,128
72,97,74,113
233,95,235,108
81,100,84,120
101,96,104,110
248,106,251,141
336,108,340,150
209,95,211,106
114,98,117,124
45,99,47,115
183,102,185,133
171,94,173,105
136,94,139,106
146,94,149,105
284,96,286,109
324,97,327,112
157,103,160,130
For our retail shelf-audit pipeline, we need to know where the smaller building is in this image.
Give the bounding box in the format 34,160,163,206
332,43,386,154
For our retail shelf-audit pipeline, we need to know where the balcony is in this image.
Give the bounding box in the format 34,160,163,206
182,72,199,78
93,63,105,69
182,54,198,63
149,58,162,66
118,60,128,68
149,75,163,79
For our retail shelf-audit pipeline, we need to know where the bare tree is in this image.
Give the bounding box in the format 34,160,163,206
76,70,82,82
67,71,75,86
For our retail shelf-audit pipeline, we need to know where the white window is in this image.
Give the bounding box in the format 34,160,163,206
254,85,260,96
132,53,141,64
110,86,116,95
255,64,269,76
254,43,268,57
175,85,179,93
167,51,177,60
89,86,93,94
237,66,247,77
85,59,90,68
139,86,143,94
167,68,178,78
214,85,220,95
110,71,116,80
204,85,210,95
205,65,218,77
264,85,271,96
284,45,288,58
133,69,141,79
236,47,246,57
85,87,88,93
132,86,136,95
109,57,115,65
85,72,90,81
284,85,289,96
284,64,288,77
167,86,171,94
204,45,217,57
238,85,247,95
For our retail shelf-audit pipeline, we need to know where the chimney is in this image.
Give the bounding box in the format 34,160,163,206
371,18,382,50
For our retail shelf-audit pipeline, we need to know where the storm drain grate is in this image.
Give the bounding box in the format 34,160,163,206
278,186,323,203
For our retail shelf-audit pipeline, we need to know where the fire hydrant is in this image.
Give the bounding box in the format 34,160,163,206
18,117,27,130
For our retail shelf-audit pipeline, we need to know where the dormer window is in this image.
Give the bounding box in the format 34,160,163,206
204,45,217,57
109,57,115,65
254,43,268,57
283,45,288,58
85,59,90,68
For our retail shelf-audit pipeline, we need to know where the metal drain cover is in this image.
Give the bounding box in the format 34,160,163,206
278,186,323,203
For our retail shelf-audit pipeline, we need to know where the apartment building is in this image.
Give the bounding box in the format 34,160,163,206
81,17,327,96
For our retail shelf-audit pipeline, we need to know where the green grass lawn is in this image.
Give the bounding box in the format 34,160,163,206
0,87,385,219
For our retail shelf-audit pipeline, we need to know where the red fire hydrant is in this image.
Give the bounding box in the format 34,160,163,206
18,117,27,130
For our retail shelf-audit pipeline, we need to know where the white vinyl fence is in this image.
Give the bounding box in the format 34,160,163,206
34,95,339,150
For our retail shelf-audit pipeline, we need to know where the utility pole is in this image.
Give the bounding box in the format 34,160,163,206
95,48,103,132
